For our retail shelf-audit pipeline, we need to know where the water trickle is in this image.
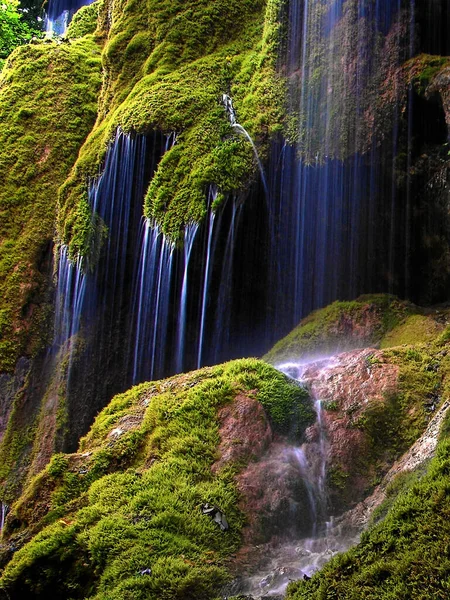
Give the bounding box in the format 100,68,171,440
222,94,269,199
175,223,200,373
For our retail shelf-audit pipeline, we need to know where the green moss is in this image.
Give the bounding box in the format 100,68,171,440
59,0,285,259
264,295,412,364
0,37,102,372
404,53,450,96
380,314,444,349
66,1,103,40
0,358,312,598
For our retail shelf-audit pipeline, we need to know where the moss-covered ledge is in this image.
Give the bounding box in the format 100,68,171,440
0,358,312,599
58,0,285,261
0,36,102,372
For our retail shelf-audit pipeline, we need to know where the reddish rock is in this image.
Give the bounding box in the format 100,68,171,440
300,349,400,509
212,393,273,473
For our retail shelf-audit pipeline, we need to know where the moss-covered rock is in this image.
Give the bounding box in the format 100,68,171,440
264,295,419,364
0,37,102,372
0,358,312,599
59,0,285,261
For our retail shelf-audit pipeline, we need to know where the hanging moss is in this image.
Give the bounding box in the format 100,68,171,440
0,358,311,599
58,0,285,259
0,37,102,373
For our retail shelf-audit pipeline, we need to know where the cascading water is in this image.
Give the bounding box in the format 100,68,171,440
51,0,448,462
45,0,95,35
234,358,359,598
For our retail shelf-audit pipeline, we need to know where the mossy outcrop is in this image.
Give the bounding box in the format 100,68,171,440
0,358,313,599
0,36,102,372
264,294,449,365
59,0,284,261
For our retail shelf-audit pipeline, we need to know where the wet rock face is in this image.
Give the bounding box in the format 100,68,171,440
212,394,273,473
237,444,316,544
213,395,315,551
293,349,400,511
301,349,399,413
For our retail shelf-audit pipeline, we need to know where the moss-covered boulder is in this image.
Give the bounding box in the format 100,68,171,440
264,294,447,365
0,358,313,599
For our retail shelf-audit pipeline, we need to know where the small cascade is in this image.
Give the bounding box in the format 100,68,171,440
45,0,95,35
234,357,359,598
0,502,8,535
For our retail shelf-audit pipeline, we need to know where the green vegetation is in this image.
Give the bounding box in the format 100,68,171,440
357,344,443,472
59,0,285,261
66,1,103,40
264,295,413,364
404,53,450,96
380,314,445,349
0,358,312,598
0,0,42,70
286,412,450,600
0,36,102,372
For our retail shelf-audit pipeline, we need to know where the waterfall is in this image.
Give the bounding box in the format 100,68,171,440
45,0,95,35
0,502,8,535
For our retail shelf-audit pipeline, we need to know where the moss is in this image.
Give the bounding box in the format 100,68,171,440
66,1,103,40
403,53,450,96
59,0,285,259
0,358,312,598
264,294,413,364
0,37,102,372
380,314,445,349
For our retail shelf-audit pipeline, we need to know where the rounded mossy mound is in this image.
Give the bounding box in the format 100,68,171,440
264,294,448,365
0,359,313,599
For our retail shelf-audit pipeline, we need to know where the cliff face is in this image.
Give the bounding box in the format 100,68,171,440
0,0,284,502
0,0,450,597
